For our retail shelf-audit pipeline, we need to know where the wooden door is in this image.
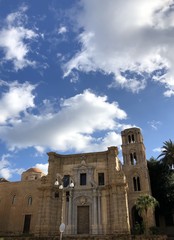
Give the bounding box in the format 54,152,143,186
77,206,89,234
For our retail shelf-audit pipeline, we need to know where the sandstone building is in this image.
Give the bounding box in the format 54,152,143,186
0,128,154,237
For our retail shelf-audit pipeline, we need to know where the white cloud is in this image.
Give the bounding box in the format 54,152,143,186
93,131,122,152
153,147,162,153
148,120,162,130
33,163,48,175
63,0,174,96
0,81,36,124
0,168,11,180
0,89,127,152
58,26,67,35
0,154,10,168
0,154,24,180
0,6,37,70
34,146,45,154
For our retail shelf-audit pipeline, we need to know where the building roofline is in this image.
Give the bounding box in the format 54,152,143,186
47,146,118,158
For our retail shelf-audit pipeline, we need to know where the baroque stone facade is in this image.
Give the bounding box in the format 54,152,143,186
0,128,154,237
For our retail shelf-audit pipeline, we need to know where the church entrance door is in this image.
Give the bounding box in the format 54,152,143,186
77,206,89,234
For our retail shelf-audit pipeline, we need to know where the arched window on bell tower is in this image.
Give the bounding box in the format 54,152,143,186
133,176,141,191
130,152,137,165
128,133,135,144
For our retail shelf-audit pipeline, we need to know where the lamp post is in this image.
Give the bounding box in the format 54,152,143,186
54,175,74,240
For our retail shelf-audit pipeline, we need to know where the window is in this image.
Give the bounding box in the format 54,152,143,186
132,134,135,142
55,192,59,198
133,176,141,191
66,191,70,202
130,153,133,164
28,197,32,206
98,173,105,186
128,134,135,143
130,152,137,165
63,175,70,187
12,195,16,205
80,173,86,185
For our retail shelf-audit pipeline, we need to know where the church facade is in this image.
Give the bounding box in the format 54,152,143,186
0,128,154,237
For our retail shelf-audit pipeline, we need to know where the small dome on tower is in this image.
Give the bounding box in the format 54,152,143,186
21,167,45,181
26,167,43,173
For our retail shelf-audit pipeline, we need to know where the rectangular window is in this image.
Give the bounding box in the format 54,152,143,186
98,173,105,186
54,192,59,198
63,175,70,187
80,173,86,185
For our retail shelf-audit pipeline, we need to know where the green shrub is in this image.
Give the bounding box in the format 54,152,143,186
132,222,144,235
149,226,159,235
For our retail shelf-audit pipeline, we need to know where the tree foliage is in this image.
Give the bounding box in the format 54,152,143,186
158,139,174,167
148,157,174,214
135,194,158,235
136,194,158,216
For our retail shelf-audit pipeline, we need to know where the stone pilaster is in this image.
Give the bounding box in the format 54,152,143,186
91,188,98,234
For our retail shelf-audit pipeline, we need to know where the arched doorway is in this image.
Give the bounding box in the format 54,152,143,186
132,206,143,234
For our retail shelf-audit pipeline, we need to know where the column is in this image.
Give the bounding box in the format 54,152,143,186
92,189,98,234
97,190,102,234
67,190,73,234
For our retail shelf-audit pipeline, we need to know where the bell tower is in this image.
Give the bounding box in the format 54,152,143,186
121,127,147,166
121,127,151,193
121,127,153,227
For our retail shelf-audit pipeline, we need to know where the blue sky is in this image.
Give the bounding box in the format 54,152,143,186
0,0,174,181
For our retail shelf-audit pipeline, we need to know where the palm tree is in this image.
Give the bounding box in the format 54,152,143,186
135,194,159,236
158,139,174,167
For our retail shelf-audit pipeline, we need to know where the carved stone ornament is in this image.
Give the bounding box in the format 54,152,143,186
80,196,87,205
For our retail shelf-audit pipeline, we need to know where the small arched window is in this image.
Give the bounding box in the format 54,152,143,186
128,135,131,143
12,195,16,205
132,134,135,142
28,196,32,206
128,134,135,143
130,152,137,165
133,176,141,191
